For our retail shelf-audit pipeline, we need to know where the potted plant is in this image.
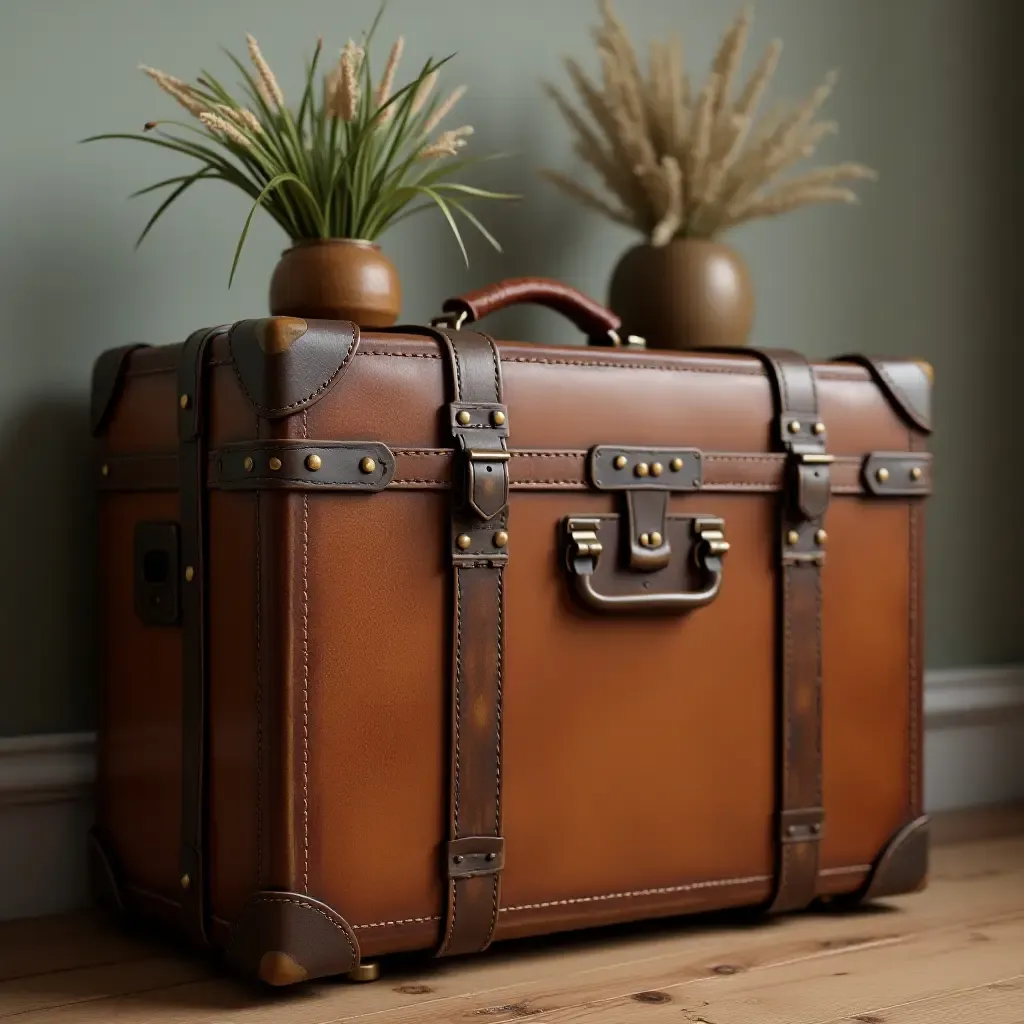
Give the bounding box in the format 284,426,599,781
87,11,514,326
542,1,876,349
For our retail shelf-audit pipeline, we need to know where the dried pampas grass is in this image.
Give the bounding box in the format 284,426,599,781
542,1,876,244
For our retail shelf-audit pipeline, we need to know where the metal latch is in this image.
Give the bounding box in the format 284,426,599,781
693,517,730,572
565,517,604,576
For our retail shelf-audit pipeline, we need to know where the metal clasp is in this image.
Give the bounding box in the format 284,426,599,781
430,309,469,330
693,516,730,572
565,517,604,576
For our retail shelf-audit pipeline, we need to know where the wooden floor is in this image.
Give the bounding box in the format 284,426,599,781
2,807,1022,1024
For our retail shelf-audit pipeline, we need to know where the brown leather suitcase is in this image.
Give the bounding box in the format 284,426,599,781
90,277,933,986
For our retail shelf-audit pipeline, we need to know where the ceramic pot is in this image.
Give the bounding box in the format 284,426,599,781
269,239,401,327
608,238,754,350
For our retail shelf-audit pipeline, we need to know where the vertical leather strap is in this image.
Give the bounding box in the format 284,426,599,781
742,348,830,913
433,328,509,957
176,326,221,946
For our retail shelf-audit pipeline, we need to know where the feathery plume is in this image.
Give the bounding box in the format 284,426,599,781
418,125,473,159
423,85,466,134
246,34,284,109
410,70,437,116
374,37,405,120
217,104,263,134
200,112,251,147
140,65,206,118
332,40,363,121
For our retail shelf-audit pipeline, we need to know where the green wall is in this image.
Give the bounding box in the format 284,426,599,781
0,0,1020,737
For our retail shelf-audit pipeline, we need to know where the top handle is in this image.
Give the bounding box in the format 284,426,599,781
433,277,646,349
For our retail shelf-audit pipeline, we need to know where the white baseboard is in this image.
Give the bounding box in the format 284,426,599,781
2,666,1022,922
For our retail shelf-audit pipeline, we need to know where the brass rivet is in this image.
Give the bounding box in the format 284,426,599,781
786,825,798,838
650,531,663,547
360,457,376,474
184,566,195,583
789,420,801,434
269,457,282,471
815,529,827,546
876,467,890,483
456,410,472,426
494,530,509,548
179,394,190,410
811,823,822,835
305,454,322,471
910,466,922,481
491,410,506,426
180,873,191,889
101,464,109,477
486,852,497,861
670,457,683,472
456,534,472,550
347,962,381,983
453,854,464,864
651,462,663,477
635,462,650,477
813,422,826,436
613,455,628,470
787,530,800,545
639,533,650,547
243,456,254,472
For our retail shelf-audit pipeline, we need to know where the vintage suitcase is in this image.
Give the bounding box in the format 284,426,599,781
90,277,933,986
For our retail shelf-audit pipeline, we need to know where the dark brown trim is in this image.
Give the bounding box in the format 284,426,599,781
226,890,360,985
211,440,395,491
177,325,222,947
859,816,930,902
862,452,931,497
833,355,933,434
94,448,934,497
91,344,149,436
434,328,509,959
228,318,360,418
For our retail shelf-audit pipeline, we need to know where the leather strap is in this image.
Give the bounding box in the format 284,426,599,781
177,325,221,946
744,348,830,913
433,328,509,957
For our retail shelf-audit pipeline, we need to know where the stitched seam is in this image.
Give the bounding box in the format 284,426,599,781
237,478,383,489
442,567,464,956
819,865,872,876
813,562,823,892
500,875,771,912
352,915,442,929
245,897,356,962
489,565,505,943
778,565,792,906
302,412,309,895
230,330,358,415
772,355,790,410
255,423,262,888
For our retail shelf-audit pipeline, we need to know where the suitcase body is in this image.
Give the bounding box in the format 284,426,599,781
90,280,933,985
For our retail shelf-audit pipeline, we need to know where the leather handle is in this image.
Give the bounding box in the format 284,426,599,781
436,278,633,346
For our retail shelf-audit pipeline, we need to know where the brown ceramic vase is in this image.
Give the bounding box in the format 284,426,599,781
608,238,754,350
269,238,401,327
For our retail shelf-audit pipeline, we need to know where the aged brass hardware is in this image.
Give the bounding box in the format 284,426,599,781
180,873,191,889
453,854,464,864
799,452,835,465
815,529,827,546
491,410,506,426
614,455,627,470
431,309,469,330
456,410,472,426
184,566,195,583
360,457,377,473
243,457,254,472
467,449,511,462
650,530,663,547
456,534,472,550
910,466,922,481
268,457,282,471
639,532,650,547
305,454,322,471
651,462,664,477
563,515,727,613
494,530,509,548
813,422,826,435
876,467,890,483
101,464,109,477
179,394,190,410
635,462,650,477
787,530,800,545
788,420,801,434
670,458,683,471
347,963,381,983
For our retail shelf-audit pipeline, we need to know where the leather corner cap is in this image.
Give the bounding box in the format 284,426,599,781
226,891,360,986
91,344,148,435
229,317,360,419
834,355,933,434
860,815,930,902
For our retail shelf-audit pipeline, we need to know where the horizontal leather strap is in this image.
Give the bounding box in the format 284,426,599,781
95,448,933,496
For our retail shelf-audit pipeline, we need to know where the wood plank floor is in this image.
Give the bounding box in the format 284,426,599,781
1,808,1021,1023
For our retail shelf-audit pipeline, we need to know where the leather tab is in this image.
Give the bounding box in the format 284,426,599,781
211,441,395,491
862,452,932,497
834,354,933,434
434,328,508,959
589,446,703,491
176,325,222,947
625,490,671,571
